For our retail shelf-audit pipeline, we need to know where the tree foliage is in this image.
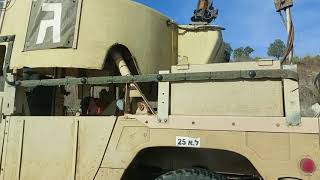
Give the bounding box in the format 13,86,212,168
224,43,233,61
233,46,255,61
267,39,286,59
243,47,254,57
233,48,244,60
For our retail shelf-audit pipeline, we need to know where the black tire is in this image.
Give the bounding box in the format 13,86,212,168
155,168,227,180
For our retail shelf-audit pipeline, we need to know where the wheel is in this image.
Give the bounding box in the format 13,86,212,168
155,168,227,180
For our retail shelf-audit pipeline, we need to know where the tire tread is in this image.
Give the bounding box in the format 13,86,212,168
155,168,226,180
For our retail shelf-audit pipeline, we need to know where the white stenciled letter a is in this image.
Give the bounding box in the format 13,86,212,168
36,3,62,44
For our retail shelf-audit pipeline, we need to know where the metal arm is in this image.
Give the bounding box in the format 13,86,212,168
274,0,294,64
191,0,218,24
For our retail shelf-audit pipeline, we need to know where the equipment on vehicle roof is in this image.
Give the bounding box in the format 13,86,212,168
191,0,218,24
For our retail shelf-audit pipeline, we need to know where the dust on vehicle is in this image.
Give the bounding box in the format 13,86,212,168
0,0,318,180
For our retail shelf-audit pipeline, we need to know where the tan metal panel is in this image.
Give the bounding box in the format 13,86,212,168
101,119,147,168
116,127,149,151
246,132,290,161
2,75,15,116
178,26,225,64
19,118,76,180
95,168,124,180
101,118,320,179
2,118,24,180
76,117,116,180
171,80,284,116
0,105,5,171
172,60,281,73
0,96,4,161
2,0,176,73
0,117,10,180
157,71,170,123
171,61,284,117
1,116,117,180
132,115,319,134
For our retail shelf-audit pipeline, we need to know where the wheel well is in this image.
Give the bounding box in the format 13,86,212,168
104,44,139,75
121,147,262,180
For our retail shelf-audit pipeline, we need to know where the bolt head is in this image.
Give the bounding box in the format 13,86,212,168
157,75,163,81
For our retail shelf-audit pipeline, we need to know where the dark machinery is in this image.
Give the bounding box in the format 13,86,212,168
191,0,218,24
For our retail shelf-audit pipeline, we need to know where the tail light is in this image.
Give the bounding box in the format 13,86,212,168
300,158,316,174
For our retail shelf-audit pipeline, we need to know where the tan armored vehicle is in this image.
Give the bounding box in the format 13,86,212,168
0,0,318,179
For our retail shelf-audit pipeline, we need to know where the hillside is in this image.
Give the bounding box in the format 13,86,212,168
296,56,320,117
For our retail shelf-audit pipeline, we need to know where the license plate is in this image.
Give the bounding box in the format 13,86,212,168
176,136,200,148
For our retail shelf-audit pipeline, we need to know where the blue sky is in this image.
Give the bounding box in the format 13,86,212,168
134,0,320,57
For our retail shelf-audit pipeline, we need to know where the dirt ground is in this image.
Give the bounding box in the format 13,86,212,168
297,58,320,117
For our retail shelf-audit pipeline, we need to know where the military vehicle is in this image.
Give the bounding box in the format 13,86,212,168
0,0,318,179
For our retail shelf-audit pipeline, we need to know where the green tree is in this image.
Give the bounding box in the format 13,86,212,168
224,43,233,61
244,46,254,57
233,46,255,62
267,39,286,60
233,47,244,60
253,57,262,61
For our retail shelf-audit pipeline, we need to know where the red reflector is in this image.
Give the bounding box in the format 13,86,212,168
300,158,316,174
